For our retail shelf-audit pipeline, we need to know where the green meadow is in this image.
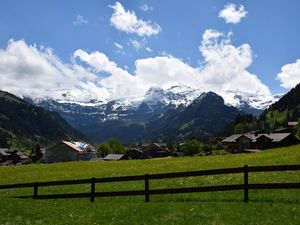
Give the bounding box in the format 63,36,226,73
0,144,300,225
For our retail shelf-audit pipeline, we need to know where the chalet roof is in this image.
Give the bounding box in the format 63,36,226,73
126,148,143,153
62,141,96,153
263,133,292,142
273,127,291,133
19,154,29,160
104,154,125,161
288,121,298,126
0,148,29,162
0,149,11,156
222,134,243,143
222,133,293,143
142,143,167,148
0,148,28,158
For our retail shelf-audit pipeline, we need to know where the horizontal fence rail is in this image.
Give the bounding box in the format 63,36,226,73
0,164,299,202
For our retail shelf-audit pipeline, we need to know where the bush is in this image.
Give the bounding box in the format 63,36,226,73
180,139,203,156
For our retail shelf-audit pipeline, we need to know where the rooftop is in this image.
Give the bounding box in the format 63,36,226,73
62,141,96,153
103,154,124,161
222,133,293,143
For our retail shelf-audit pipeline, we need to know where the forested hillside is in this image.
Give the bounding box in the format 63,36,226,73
0,91,85,149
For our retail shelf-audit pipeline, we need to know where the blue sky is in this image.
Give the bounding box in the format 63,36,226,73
0,0,300,101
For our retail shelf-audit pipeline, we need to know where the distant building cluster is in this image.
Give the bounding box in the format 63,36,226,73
222,128,299,153
43,141,171,163
0,148,29,166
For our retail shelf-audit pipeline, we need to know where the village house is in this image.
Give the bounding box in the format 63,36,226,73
44,141,97,163
142,143,170,158
124,148,144,159
0,148,29,166
222,132,299,153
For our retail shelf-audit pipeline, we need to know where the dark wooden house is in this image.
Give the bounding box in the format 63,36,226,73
142,143,170,158
0,148,29,165
222,132,299,153
124,148,144,159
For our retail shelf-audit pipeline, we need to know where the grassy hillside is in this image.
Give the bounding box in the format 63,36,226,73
0,145,299,225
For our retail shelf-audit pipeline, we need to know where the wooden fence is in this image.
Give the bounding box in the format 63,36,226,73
0,165,299,202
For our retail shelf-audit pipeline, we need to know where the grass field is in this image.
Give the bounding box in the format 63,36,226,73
0,144,300,225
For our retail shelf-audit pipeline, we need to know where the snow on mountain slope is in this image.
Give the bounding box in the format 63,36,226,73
143,84,203,108
219,90,282,110
32,84,282,122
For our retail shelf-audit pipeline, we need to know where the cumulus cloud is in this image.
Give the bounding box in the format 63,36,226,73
73,15,88,26
109,2,161,36
218,3,247,24
73,49,146,99
0,40,108,101
0,30,272,102
198,29,270,97
73,49,119,74
77,28,270,98
276,59,300,88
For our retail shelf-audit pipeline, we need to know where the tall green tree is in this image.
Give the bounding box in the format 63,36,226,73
97,138,125,157
181,139,203,156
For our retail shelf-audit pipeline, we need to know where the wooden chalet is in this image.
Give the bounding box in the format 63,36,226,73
44,141,97,163
142,143,170,158
222,132,299,153
124,148,144,159
0,148,29,165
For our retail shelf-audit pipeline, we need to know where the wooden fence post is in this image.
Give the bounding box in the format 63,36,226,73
144,174,149,202
244,165,248,202
33,182,38,199
90,177,95,202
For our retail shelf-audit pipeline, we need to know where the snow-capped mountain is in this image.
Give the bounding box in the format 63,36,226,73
29,84,284,143
143,84,203,109
142,84,281,115
219,90,282,110
32,84,281,122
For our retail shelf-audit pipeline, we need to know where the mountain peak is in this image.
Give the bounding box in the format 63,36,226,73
191,91,224,106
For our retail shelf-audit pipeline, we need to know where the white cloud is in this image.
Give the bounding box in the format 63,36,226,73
198,29,269,96
109,2,161,36
114,42,125,55
114,42,123,50
73,49,145,99
140,3,153,12
0,30,272,103
0,40,108,101
129,39,144,50
73,49,119,74
218,3,247,24
276,59,300,88
129,39,152,52
73,15,88,26
82,28,270,99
